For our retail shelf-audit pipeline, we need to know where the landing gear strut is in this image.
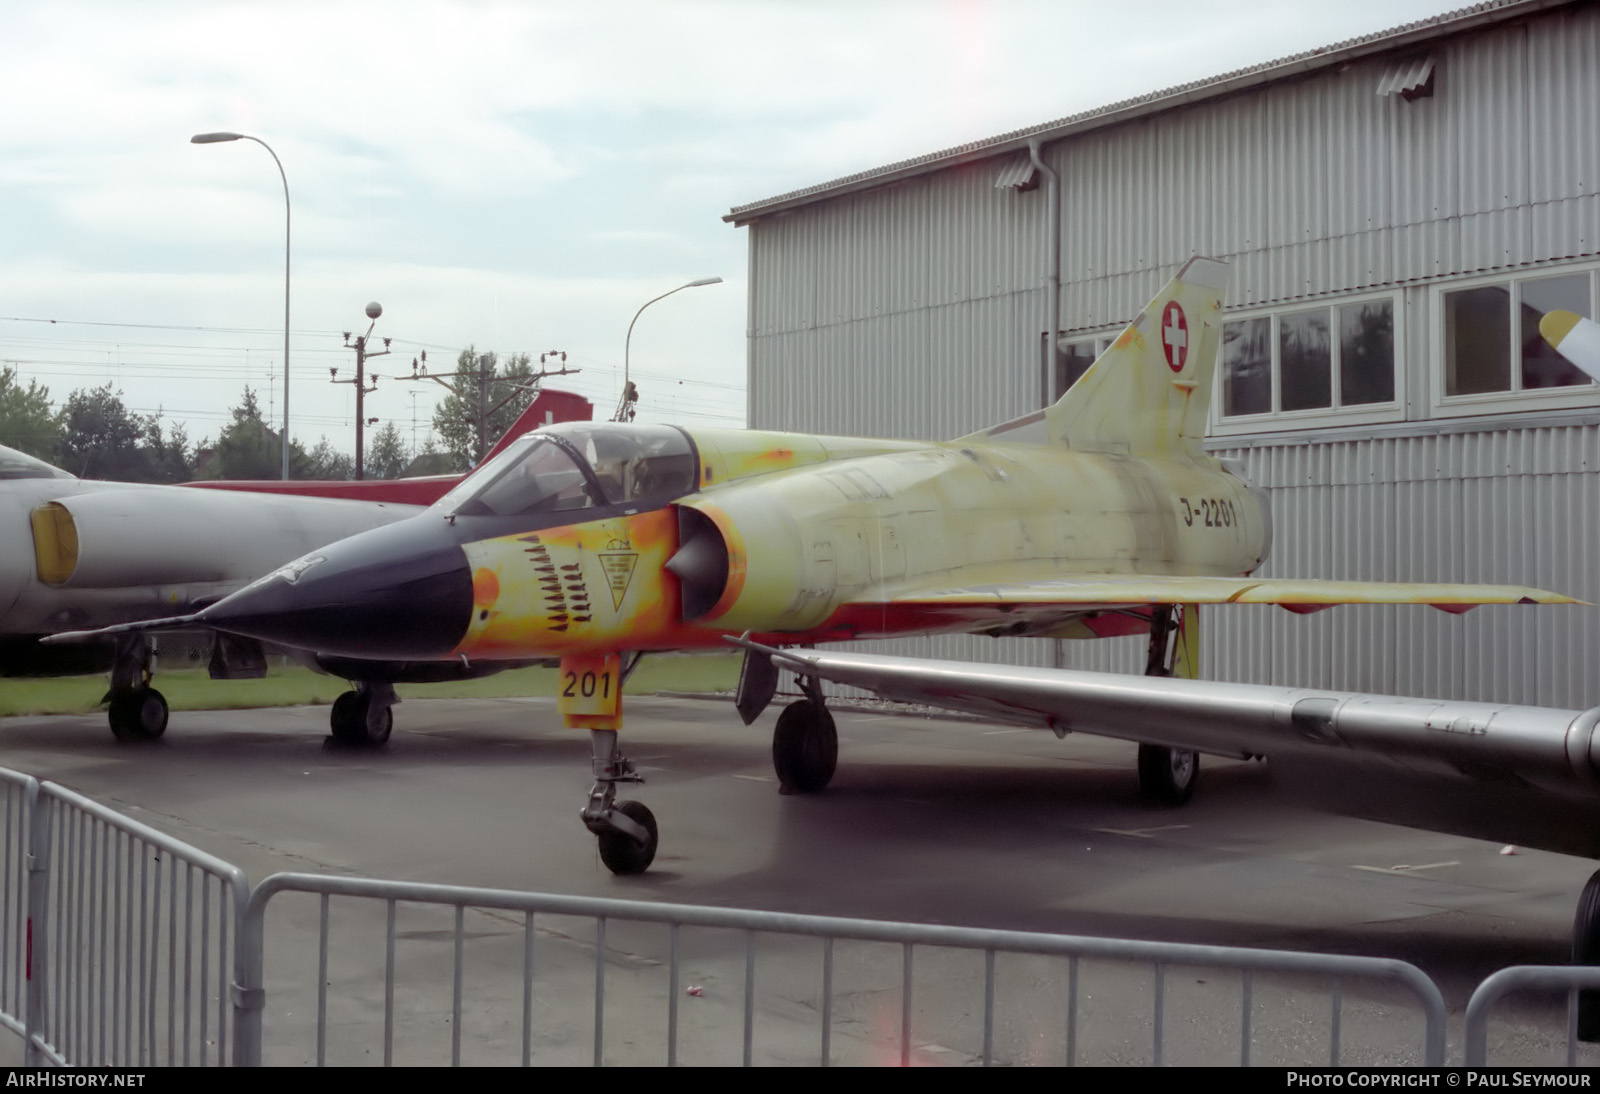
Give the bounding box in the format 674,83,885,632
105,634,167,743
1136,604,1199,805
560,653,658,875
328,680,396,746
580,728,657,875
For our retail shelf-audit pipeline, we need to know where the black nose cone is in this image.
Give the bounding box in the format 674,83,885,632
202,516,472,659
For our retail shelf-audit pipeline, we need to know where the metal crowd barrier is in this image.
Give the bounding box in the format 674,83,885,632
234,872,1449,1067
0,770,249,1067
11,761,1600,1067
1464,966,1600,1067
0,768,39,1061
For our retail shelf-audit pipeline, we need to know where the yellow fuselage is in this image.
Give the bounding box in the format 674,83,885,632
451,428,1268,659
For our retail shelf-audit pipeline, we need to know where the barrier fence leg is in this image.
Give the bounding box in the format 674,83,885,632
24,786,50,1066
232,892,266,1067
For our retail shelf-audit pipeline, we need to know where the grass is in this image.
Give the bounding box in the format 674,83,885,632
0,651,742,718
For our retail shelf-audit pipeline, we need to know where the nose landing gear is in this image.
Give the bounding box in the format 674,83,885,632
328,680,397,746
581,729,657,875
105,633,167,742
562,653,658,875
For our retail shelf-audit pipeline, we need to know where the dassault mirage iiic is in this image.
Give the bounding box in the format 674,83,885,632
51,257,1576,872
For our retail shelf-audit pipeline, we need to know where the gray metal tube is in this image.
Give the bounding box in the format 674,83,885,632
1028,139,1062,404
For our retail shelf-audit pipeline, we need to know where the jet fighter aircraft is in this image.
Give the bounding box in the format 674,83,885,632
2,393,590,740
49,257,1576,872
1,443,422,738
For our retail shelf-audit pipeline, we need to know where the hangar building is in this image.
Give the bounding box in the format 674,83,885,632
723,0,1600,707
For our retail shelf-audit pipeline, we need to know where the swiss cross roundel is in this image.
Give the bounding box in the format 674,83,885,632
1161,301,1188,372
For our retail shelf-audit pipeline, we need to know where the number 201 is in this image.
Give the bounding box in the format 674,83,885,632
562,670,612,699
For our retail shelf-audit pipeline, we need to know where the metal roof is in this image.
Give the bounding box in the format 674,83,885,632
724,0,1573,226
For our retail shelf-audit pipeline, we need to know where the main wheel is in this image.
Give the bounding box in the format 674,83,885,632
1137,743,1198,805
1573,868,1600,1041
597,800,658,875
772,699,838,793
329,691,392,746
108,687,168,742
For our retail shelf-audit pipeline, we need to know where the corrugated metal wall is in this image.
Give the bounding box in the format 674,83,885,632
744,4,1600,708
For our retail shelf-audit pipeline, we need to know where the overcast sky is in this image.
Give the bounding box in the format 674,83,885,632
1,0,1467,459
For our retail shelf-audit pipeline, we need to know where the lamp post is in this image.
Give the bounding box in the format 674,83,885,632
191,131,292,479
616,277,722,421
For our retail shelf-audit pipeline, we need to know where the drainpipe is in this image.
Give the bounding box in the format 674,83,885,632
1029,138,1062,404
1029,139,1067,673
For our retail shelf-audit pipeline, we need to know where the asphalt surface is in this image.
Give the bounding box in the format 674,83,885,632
2,692,1596,1066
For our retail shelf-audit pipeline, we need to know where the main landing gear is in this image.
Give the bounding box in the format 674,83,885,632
732,643,839,794
772,686,838,795
105,634,167,743
328,680,397,747
1136,604,1199,806
1574,868,1600,1041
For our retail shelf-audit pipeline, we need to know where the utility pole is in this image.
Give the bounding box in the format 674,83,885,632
399,348,577,465
331,302,391,479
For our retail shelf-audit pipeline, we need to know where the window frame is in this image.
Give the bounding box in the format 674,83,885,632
1428,264,1600,419
1209,290,1405,438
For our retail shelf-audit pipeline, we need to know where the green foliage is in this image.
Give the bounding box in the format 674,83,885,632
0,653,740,716
428,349,539,473
139,418,195,483
363,421,411,479
58,382,193,481
302,436,354,480
203,387,311,480
0,366,62,460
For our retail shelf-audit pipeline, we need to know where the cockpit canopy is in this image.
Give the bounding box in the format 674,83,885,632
434,423,697,519
0,445,73,482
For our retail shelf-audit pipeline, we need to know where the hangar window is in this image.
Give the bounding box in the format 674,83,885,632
1438,270,1595,408
1216,295,1398,429
1048,334,1113,400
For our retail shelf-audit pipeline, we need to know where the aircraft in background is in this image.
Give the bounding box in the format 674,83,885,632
50,257,1576,873
180,387,593,505
3,389,592,741
1541,309,1600,381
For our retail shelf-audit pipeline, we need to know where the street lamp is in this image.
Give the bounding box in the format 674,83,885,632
616,277,722,421
191,131,292,479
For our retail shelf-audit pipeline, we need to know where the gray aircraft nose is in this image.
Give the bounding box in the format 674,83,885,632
200,515,473,660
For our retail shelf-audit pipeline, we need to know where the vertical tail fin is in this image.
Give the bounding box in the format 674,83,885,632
1051,256,1229,457
964,257,1229,457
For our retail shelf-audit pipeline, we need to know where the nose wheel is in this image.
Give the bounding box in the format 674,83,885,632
105,634,167,742
581,728,657,875
328,681,396,746
109,686,168,742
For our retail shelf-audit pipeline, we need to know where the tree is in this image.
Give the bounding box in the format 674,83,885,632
428,349,539,473
58,383,152,480
364,421,411,480
302,437,354,481
204,387,310,480
0,366,61,461
140,419,195,483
